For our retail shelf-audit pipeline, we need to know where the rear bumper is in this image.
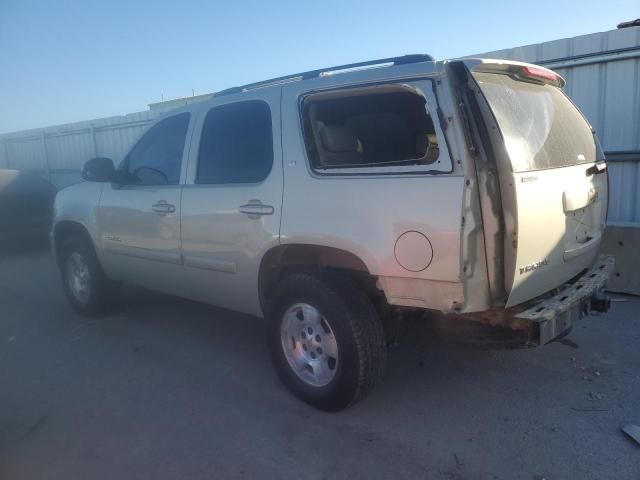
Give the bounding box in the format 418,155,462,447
515,254,614,344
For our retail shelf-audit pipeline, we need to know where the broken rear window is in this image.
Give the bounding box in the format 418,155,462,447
301,85,449,174
473,72,596,173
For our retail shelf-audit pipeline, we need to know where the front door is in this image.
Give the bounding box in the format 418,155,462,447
181,90,282,316
97,112,192,297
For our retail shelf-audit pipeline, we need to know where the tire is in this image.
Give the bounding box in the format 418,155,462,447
267,271,386,411
59,236,121,315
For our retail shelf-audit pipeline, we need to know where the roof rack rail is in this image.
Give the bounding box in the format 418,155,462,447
215,53,435,97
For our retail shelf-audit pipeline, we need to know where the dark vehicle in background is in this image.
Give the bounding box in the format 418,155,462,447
0,170,57,244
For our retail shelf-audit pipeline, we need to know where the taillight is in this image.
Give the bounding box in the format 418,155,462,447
522,66,558,83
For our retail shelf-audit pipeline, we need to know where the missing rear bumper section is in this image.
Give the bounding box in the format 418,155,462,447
514,255,614,345
453,255,615,347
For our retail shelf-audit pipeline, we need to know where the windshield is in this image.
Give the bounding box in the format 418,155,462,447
473,72,596,173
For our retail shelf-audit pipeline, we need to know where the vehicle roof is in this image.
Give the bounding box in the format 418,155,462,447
214,54,436,97
155,56,557,118
152,54,442,118
207,55,557,98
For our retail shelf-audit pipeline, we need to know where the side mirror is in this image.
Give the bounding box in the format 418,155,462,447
82,157,115,182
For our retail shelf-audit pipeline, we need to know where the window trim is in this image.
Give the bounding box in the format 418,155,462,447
298,79,454,177
117,112,191,187
195,99,274,185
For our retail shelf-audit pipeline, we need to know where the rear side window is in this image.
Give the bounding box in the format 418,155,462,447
197,101,273,184
121,112,190,186
473,72,595,173
302,87,445,173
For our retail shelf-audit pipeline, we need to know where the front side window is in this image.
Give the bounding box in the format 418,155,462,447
196,101,273,184
302,86,446,174
120,112,190,185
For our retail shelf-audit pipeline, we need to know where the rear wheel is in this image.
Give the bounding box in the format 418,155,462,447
59,236,121,315
267,272,386,411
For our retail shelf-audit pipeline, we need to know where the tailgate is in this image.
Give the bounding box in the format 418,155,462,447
469,62,608,307
507,162,607,307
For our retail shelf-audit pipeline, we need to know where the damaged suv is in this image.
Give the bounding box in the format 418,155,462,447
51,54,613,411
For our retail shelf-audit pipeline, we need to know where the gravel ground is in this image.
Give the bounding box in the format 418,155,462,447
1,244,639,480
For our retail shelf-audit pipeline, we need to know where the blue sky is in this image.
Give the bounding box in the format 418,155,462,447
0,0,637,133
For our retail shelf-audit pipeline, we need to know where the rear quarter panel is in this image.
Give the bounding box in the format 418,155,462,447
280,73,467,311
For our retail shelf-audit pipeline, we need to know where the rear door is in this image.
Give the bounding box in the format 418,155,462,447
470,64,607,307
180,90,282,317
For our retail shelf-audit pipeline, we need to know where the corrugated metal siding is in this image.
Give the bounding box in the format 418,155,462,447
476,26,640,223
0,141,7,168
95,123,150,161
46,131,95,172
609,161,640,222
6,137,45,171
0,110,158,188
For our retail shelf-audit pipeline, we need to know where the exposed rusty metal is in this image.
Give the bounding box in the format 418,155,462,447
430,255,615,346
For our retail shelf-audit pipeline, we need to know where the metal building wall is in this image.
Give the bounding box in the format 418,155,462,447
0,110,158,188
475,26,640,224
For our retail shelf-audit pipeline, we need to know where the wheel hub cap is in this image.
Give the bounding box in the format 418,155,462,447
280,303,338,387
67,252,91,303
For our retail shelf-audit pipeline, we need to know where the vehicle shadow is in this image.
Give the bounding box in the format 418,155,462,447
103,286,529,408
0,235,50,261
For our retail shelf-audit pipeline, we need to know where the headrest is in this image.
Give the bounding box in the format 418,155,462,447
319,125,359,153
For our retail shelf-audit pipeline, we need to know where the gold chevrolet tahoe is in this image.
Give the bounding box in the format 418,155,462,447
51,55,613,411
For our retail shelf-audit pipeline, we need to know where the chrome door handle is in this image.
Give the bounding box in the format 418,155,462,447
152,200,176,215
239,200,274,218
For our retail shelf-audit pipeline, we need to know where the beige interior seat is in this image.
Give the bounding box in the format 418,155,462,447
317,125,363,167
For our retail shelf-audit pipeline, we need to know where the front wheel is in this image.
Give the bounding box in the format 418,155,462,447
267,272,386,411
59,237,121,315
